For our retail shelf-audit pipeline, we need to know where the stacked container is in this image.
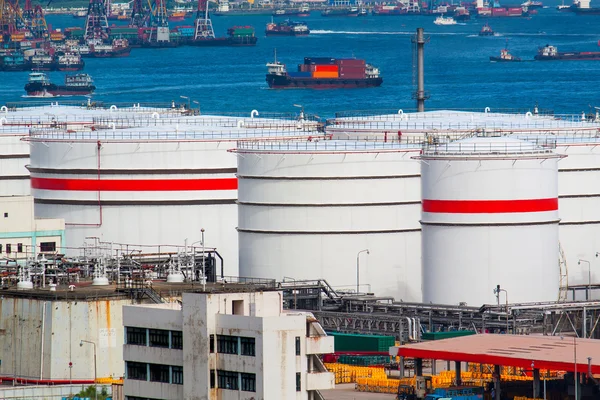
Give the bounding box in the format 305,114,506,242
299,57,366,79
338,58,366,79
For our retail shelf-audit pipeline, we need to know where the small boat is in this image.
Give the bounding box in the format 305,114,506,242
490,48,521,62
434,15,457,25
72,9,87,18
534,44,600,61
479,23,495,36
24,72,95,97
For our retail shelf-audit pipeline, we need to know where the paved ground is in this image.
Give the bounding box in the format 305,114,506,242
321,383,396,400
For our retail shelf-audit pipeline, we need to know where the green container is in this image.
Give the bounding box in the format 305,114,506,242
421,330,476,341
326,332,396,352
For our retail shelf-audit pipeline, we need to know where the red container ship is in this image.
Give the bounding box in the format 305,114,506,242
266,57,382,89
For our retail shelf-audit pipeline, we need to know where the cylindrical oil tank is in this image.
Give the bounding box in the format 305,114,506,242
236,140,423,301
420,135,563,306
28,124,321,276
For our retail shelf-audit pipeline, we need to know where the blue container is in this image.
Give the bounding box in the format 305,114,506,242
288,71,312,78
304,57,336,65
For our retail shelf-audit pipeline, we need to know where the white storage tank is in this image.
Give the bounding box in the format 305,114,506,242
236,140,423,301
28,123,321,276
420,135,563,306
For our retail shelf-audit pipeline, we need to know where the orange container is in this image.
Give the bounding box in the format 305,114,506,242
313,71,339,79
315,64,339,73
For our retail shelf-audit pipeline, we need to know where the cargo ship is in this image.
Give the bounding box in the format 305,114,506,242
534,45,600,61
1,52,31,71
476,6,526,17
29,51,56,71
188,26,257,46
266,57,382,89
56,52,85,71
81,38,131,58
273,4,310,17
24,72,95,97
321,7,361,16
266,20,309,36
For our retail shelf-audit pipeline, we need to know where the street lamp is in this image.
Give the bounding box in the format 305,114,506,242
180,95,190,110
493,285,509,332
80,340,98,400
356,249,370,294
578,259,591,300
283,276,297,309
201,228,205,291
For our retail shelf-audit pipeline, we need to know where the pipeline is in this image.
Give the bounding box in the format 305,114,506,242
0,376,95,385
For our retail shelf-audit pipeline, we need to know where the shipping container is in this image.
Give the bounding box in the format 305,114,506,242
313,71,339,78
336,58,365,67
339,72,365,79
326,332,395,352
304,57,336,65
288,71,312,78
315,64,338,73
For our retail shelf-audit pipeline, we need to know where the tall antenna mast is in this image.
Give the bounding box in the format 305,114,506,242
411,27,430,112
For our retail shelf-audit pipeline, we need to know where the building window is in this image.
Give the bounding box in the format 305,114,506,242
149,364,170,383
126,361,147,381
3,213,7,218
40,242,56,252
210,334,215,353
17,243,23,253
217,370,239,390
172,366,183,385
0,244,2,253
149,329,169,348
6,244,11,254
232,299,244,315
241,373,256,392
240,337,255,356
126,327,147,346
295,336,301,356
296,372,301,392
210,369,215,388
217,335,238,355
171,330,183,349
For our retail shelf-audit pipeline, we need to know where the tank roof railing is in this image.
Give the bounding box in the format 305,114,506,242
325,119,600,132
25,128,328,142
232,139,428,153
91,116,322,131
333,107,557,120
420,138,560,157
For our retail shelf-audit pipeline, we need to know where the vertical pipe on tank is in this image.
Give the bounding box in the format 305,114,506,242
416,28,426,112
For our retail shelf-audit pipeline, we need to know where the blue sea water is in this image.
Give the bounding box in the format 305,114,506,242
1,2,599,117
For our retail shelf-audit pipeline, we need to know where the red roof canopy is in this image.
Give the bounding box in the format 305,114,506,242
391,334,600,374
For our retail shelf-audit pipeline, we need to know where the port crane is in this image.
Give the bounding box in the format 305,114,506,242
194,0,214,39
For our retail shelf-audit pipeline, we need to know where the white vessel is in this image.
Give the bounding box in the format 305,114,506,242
434,15,457,25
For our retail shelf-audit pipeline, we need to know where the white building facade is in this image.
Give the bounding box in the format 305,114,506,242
0,195,64,261
123,291,335,400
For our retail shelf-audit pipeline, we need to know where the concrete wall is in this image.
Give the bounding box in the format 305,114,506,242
0,384,111,400
0,297,130,380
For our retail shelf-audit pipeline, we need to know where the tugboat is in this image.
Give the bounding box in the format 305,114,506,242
479,23,495,36
534,44,600,60
56,52,85,71
434,15,457,25
266,20,309,36
490,47,521,62
24,72,95,97
266,55,382,89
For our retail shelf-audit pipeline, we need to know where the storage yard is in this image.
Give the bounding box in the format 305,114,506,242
2,101,600,399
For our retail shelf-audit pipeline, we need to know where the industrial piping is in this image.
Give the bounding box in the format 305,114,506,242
415,28,427,112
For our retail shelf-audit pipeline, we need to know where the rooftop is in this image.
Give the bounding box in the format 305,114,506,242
391,334,600,373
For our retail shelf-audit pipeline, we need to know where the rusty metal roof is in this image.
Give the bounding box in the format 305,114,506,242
391,334,600,373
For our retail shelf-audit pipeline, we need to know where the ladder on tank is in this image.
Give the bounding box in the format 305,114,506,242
558,242,569,302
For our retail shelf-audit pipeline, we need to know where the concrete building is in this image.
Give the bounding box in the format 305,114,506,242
0,195,65,261
123,291,335,400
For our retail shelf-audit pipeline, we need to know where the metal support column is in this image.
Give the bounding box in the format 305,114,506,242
432,359,436,375
399,356,405,378
455,361,462,386
415,358,423,377
494,365,501,400
415,28,426,112
533,368,540,398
